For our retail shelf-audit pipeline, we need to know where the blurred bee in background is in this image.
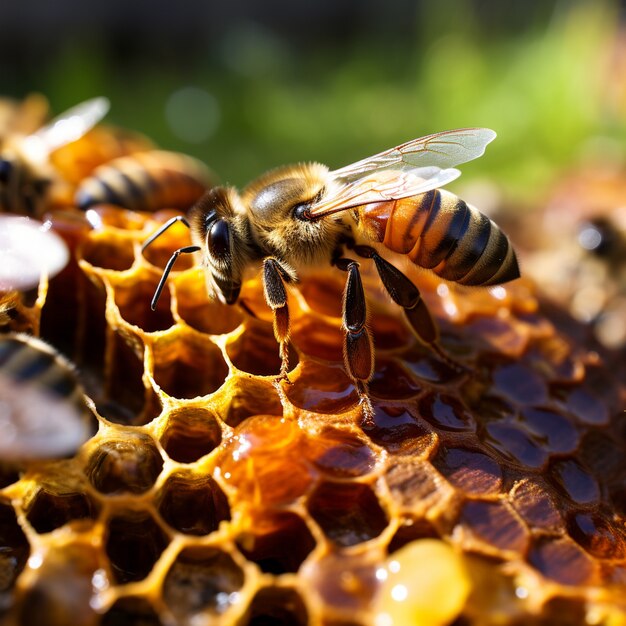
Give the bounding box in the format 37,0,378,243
0,97,110,216
143,128,519,418
0,333,94,461
74,149,214,213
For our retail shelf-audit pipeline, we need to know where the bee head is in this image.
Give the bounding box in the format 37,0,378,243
188,187,254,305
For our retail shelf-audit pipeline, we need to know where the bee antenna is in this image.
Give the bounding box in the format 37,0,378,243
142,215,191,252
150,245,200,310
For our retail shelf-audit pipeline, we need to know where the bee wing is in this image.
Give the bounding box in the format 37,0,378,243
21,96,110,162
306,128,496,219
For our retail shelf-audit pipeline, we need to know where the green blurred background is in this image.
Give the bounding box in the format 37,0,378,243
2,0,625,202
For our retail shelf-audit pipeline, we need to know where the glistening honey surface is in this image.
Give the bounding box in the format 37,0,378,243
1,202,625,626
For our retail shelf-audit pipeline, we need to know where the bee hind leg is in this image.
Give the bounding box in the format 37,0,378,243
353,245,466,373
263,258,295,384
334,257,375,424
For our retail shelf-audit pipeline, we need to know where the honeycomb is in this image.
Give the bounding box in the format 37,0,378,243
1,138,626,625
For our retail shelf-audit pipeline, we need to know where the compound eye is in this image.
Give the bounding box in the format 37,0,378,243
207,219,231,259
0,159,13,184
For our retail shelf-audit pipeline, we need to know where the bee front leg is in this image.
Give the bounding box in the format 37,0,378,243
334,257,375,423
263,258,294,383
353,245,465,372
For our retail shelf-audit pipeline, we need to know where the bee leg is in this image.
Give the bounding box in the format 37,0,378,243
150,245,201,310
353,245,465,372
263,258,294,383
142,215,191,251
335,257,375,424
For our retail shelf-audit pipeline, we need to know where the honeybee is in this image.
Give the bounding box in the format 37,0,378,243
143,129,519,417
0,333,93,460
0,97,110,215
74,149,214,213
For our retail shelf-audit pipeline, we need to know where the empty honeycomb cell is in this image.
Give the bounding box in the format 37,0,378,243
174,269,243,335
235,510,316,574
491,362,548,406
549,458,600,505
227,320,298,376
483,420,548,469
290,315,343,362
159,407,222,463
85,435,163,494
151,333,228,399
368,359,421,400
418,392,477,432
285,361,359,414
12,543,102,626
162,546,245,620
216,376,283,428
24,488,98,534
384,459,445,510
307,482,388,547
81,232,135,272
519,406,580,454
0,500,29,592
157,472,230,536
567,511,626,559
100,597,163,626
219,416,314,506
304,428,378,478
528,537,597,586
433,447,503,496
105,510,170,584
457,500,529,555
509,479,564,531
141,214,195,271
243,587,309,626
363,404,437,456
113,278,175,332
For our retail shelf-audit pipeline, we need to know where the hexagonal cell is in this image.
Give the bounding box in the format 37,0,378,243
216,376,283,428
387,516,440,553
307,482,388,547
141,213,195,270
368,358,421,400
384,459,445,511
432,446,503,496
113,277,175,332
227,319,298,376
298,275,343,318
101,597,163,626
242,587,309,626
482,419,548,469
98,332,161,425
0,500,30,592
105,510,169,584
162,546,245,621
567,511,626,559
290,315,343,362
509,479,564,532
401,344,462,386
368,310,412,350
160,407,222,463
235,510,316,574
491,362,548,406
457,500,529,555
285,361,358,415
305,428,378,478
86,434,163,494
528,536,597,586
24,488,98,534
362,404,437,456
157,472,230,536
519,406,580,454
418,392,477,432
174,269,243,335
549,458,600,506
151,333,228,399
81,232,136,272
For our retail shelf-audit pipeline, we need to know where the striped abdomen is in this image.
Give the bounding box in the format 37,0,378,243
357,189,520,286
75,150,213,213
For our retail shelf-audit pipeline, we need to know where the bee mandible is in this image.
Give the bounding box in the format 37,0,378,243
0,97,110,215
143,128,520,417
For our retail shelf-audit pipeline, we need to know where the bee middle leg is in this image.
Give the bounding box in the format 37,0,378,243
334,257,375,423
353,245,465,371
263,257,294,382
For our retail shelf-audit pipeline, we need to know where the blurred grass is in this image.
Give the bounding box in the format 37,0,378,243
21,0,626,202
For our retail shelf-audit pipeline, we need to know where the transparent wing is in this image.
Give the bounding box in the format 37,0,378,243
21,97,110,163
305,128,496,219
